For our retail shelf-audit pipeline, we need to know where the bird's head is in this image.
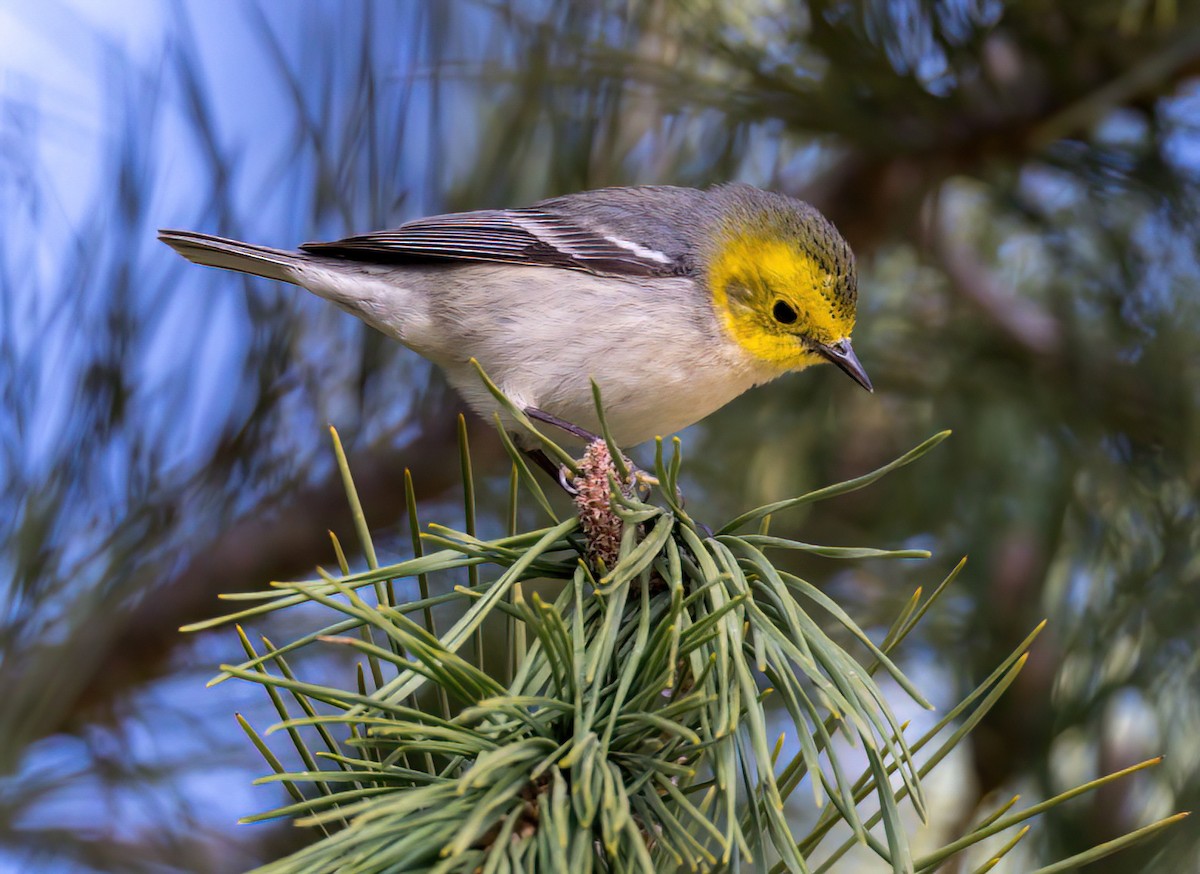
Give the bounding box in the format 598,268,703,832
703,184,871,391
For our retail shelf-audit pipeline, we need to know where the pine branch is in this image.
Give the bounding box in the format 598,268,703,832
193,377,1185,873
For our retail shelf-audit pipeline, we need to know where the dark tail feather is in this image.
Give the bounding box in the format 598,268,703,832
157,229,308,285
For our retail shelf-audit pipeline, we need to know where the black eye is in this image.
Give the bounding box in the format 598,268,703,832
772,301,798,324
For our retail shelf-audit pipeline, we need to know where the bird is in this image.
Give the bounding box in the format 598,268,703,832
159,183,870,476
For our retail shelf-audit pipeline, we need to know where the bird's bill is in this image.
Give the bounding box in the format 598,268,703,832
816,339,873,392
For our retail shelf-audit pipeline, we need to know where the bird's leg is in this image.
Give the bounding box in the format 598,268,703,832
524,407,600,443
522,419,709,534
523,407,659,497
520,408,590,492
522,407,602,495
523,448,578,495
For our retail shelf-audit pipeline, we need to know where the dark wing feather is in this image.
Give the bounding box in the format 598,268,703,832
300,208,681,277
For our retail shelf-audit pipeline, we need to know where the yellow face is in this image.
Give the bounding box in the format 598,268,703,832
708,233,857,372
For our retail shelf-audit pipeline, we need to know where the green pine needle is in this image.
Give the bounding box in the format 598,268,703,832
192,376,1181,873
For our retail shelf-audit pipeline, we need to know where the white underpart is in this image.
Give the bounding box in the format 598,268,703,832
289,259,784,447
291,260,436,340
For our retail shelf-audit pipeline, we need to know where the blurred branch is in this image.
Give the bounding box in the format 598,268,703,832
794,12,1200,249
45,412,501,735
1029,21,1200,150
925,200,1063,359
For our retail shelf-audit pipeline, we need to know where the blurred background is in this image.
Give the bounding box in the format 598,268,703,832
1,1,1197,871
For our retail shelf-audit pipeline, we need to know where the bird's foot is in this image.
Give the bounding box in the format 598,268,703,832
523,448,579,496
523,407,651,495
519,411,694,525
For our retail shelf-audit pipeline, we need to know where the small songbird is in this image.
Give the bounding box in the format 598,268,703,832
160,183,869,463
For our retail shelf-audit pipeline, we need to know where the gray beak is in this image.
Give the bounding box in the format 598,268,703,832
816,339,873,392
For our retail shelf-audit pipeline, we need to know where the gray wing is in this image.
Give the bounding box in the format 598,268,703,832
300,206,685,278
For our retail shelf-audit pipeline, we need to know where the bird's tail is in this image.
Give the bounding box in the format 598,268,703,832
157,229,309,285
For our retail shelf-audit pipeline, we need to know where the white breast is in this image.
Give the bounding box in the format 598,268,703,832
298,261,784,447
